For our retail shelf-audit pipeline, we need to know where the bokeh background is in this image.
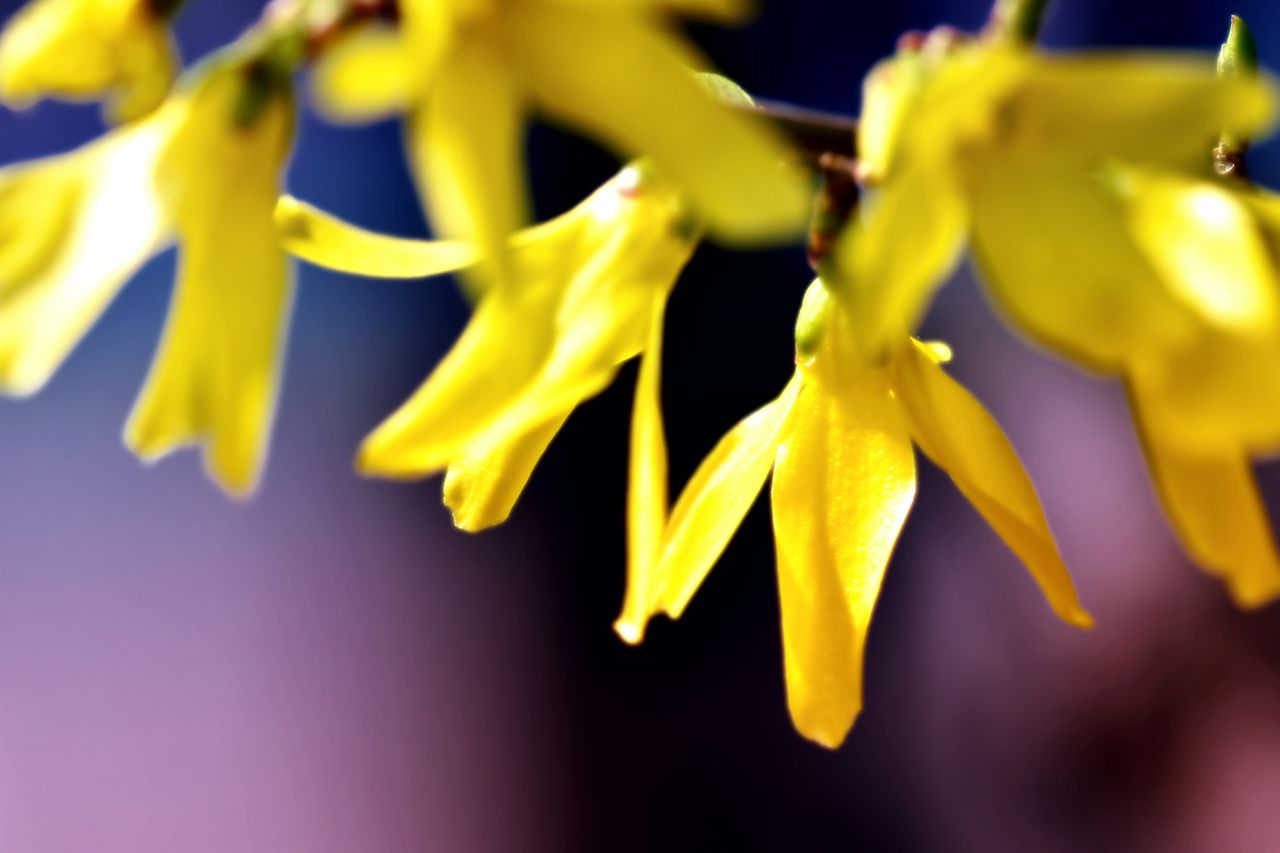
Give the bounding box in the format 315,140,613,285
2,0,1280,850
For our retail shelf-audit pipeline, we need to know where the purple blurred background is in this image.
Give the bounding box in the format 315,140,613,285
2,0,1280,850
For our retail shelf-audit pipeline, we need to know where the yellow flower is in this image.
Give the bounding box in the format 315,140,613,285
832,32,1276,362
310,0,809,279
618,281,1091,748
275,162,697,530
0,0,178,122
974,164,1280,607
0,62,295,496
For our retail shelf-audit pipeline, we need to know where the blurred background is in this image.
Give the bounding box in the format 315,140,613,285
2,0,1280,850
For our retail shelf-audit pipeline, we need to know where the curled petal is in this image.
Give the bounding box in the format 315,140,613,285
275,195,477,279
442,413,569,532
890,340,1092,628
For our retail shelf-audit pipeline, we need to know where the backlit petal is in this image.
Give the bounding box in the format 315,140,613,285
891,340,1092,627
616,294,671,644
409,36,527,285
771,373,915,748
653,374,801,624
357,285,559,478
1130,383,1280,608
274,195,478,279
124,78,294,497
442,412,569,531
1013,54,1276,167
508,2,808,244
971,155,1196,372
0,113,171,395
831,163,967,361
1125,172,1279,334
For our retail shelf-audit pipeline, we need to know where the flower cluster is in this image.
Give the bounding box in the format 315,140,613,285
2,0,1278,748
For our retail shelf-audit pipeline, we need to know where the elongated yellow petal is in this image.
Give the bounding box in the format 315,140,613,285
125,192,292,497
1130,384,1280,608
1124,172,1279,334
771,373,916,748
891,340,1093,627
615,294,671,643
357,285,559,478
508,2,808,244
1014,54,1277,168
832,163,967,361
310,24,414,123
971,155,1197,372
274,195,477,279
124,76,294,497
442,412,569,532
651,374,801,628
0,115,171,395
409,37,527,286
1129,331,1280,456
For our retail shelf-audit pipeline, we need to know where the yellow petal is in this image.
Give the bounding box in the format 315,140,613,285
442,412,569,531
360,167,695,481
507,2,808,244
124,76,294,497
1130,383,1280,608
615,294,670,644
1013,54,1277,168
771,372,916,748
357,284,560,478
1129,331,1280,455
274,195,478,279
970,154,1197,373
652,374,801,627
0,0,177,121
831,163,967,361
310,24,415,123
0,114,172,395
125,199,292,497
1124,172,1279,334
408,36,527,286
890,340,1093,627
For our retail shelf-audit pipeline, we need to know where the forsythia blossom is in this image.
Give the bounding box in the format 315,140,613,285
276,163,696,529
836,24,1280,607
311,0,810,278
0,61,295,495
837,28,1276,362
0,0,178,122
617,281,1091,748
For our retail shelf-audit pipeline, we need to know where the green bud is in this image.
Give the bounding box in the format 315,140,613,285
695,72,755,109
1218,15,1258,80
794,279,833,359
985,0,1050,46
